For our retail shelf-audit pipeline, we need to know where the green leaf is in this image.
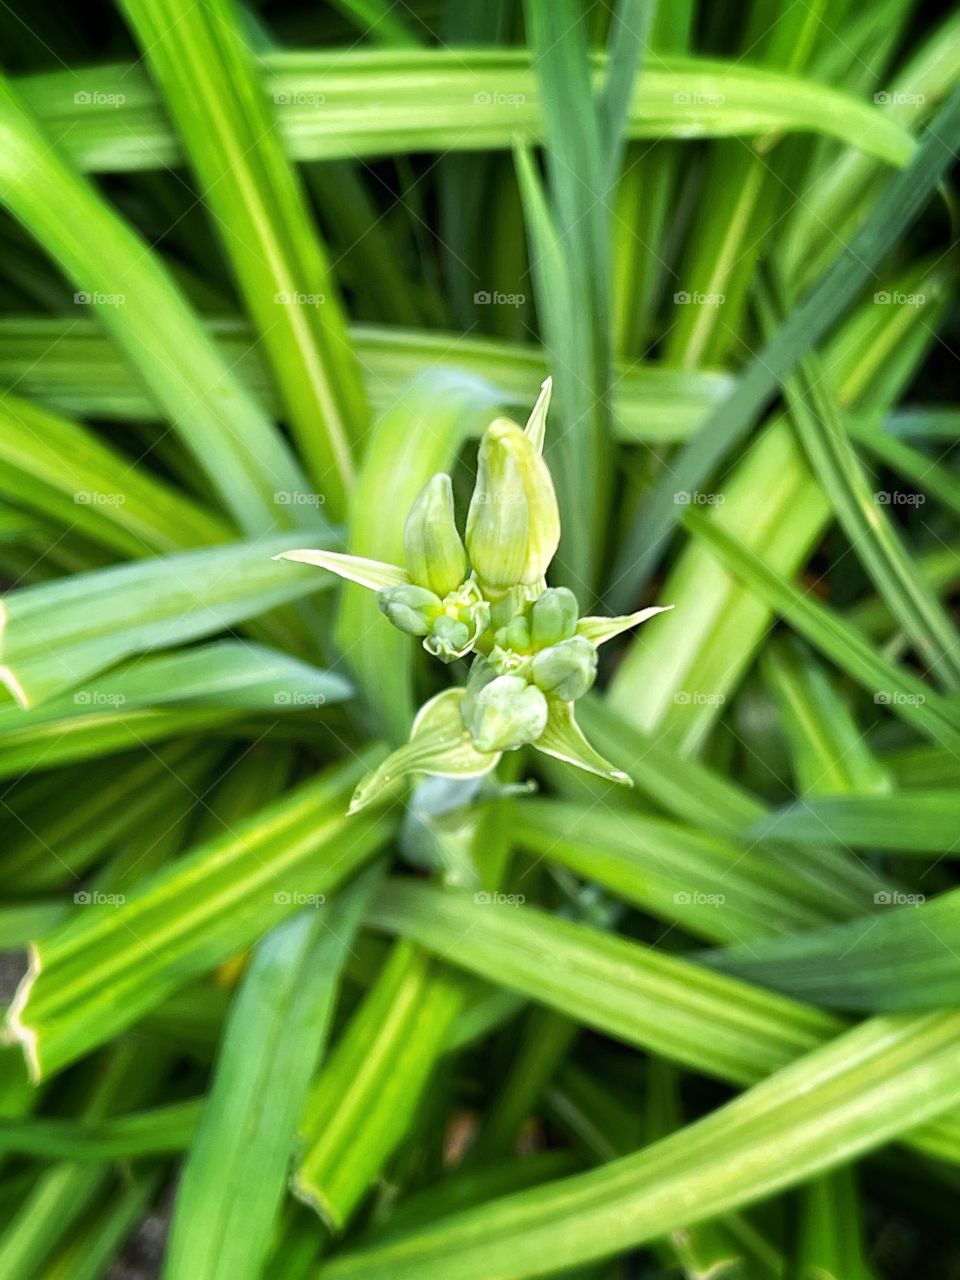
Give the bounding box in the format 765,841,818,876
165,868,380,1280
20,52,914,171
6,754,393,1080
294,941,463,1230
609,81,960,605
0,74,313,536
704,885,960,1012
117,0,367,519
752,791,960,854
0,392,229,556
277,548,409,591
321,1012,960,1280
0,536,334,707
366,880,838,1087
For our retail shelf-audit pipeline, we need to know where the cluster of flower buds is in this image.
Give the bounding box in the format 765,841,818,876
278,379,671,813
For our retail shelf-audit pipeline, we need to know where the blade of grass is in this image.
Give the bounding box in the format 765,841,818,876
7,753,392,1080
608,81,960,605
0,74,314,536
165,867,380,1280
118,0,367,519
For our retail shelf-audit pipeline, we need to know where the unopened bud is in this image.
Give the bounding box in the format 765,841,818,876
404,473,469,598
463,673,548,753
466,418,560,592
530,587,579,648
531,637,597,701
377,584,440,636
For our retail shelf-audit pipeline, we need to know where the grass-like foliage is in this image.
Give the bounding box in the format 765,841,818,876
0,0,958,1276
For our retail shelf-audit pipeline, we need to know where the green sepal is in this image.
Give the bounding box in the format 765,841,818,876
348,689,500,815
576,605,673,646
275,548,409,591
534,700,631,785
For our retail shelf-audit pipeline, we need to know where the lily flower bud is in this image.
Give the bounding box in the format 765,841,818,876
463,673,548,753
466,418,560,593
530,587,579,648
376,584,441,636
404,473,469,598
531,636,597,702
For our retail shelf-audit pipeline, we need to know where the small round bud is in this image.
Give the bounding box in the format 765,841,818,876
376,584,441,636
463,673,549,753
466,418,560,592
530,587,579,647
404,473,469,598
531,636,597,701
497,612,532,654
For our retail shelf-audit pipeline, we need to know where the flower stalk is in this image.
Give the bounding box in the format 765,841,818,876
277,378,673,810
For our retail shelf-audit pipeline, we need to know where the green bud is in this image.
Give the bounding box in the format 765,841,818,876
425,613,471,658
377,583,441,636
422,579,491,662
462,673,548,753
530,587,579,648
531,637,597,701
465,418,560,592
404,473,469,598
496,612,531,654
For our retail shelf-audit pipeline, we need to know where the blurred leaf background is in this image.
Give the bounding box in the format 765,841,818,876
0,0,959,1276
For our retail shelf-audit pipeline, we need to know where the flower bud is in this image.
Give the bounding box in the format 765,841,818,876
496,612,531,654
422,579,491,663
466,418,560,592
530,587,579,648
404,473,469,598
377,584,440,636
531,636,597,702
462,673,548,753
